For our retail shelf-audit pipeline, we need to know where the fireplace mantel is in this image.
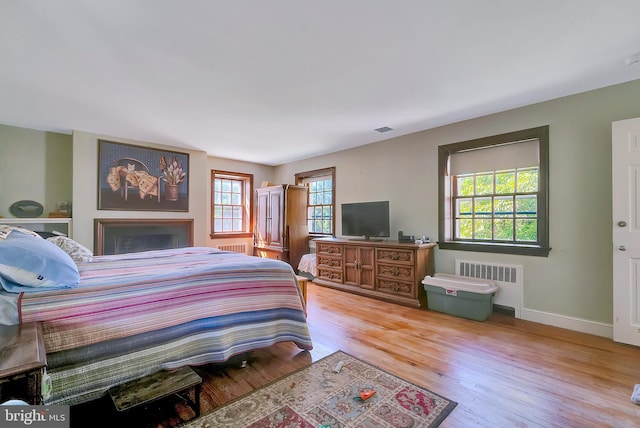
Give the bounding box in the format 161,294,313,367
94,218,194,255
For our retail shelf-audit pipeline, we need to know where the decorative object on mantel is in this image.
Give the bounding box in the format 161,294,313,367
9,200,44,218
98,140,189,212
48,202,71,218
57,201,71,214
183,351,457,428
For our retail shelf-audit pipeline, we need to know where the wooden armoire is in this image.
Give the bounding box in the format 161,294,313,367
253,184,309,270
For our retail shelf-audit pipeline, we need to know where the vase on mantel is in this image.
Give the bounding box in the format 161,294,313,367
165,184,179,201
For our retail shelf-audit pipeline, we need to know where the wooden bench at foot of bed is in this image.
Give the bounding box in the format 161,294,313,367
108,366,202,417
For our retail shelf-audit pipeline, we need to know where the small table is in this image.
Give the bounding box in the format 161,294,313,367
295,275,308,304
0,322,47,404
109,366,202,416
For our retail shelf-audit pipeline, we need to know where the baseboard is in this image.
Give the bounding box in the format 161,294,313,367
521,308,613,338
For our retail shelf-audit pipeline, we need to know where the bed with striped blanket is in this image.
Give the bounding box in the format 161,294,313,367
4,247,312,405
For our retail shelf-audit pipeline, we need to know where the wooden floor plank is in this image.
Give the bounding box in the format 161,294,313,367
302,283,640,427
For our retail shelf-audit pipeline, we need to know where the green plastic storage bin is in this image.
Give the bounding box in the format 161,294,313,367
422,274,498,321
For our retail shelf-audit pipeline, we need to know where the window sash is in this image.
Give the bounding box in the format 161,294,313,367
305,176,333,235
214,178,244,233
296,167,336,236
211,171,253,237
452,168,539,243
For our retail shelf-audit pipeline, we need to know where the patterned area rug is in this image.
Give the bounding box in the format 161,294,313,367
184,350,457,428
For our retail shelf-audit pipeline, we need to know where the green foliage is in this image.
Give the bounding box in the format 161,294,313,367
516,219,537,241
457,219,472,239
475,174,493,195
494,219,514,240
516,196,537,217
495,171,515,194
475,198,492,217
457,176,474,196
494,197,513,217
454,168,538,242
517,168,538,192
474,219,492,239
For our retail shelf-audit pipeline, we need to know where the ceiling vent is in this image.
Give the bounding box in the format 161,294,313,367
374,126,393,133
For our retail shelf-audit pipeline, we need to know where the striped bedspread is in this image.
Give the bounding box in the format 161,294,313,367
17,247,313,405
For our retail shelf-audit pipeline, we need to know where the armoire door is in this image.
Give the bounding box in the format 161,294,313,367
267,187,284,248
255,189,270,247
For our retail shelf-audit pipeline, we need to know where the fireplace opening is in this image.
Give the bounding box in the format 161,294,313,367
113,233,177,254
95,219,194,256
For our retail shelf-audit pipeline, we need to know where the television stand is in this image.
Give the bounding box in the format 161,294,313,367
313,238,436,308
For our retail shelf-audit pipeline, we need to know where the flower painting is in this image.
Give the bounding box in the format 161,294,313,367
98,140,189,211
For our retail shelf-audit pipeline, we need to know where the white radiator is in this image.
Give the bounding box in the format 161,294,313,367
455,259,523,318
216,244,248,254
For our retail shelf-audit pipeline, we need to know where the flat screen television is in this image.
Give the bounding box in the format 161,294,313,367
341,200,390,241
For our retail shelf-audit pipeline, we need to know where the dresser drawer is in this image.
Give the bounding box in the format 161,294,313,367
317,267,343,283
376,248,414,265
376,263,414,282
317,243,343,256
317,254,342,270
376,278,415,298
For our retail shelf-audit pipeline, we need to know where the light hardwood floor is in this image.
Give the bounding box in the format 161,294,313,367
198,282,640,428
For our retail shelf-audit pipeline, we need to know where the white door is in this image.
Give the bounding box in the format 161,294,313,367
612,117,640,346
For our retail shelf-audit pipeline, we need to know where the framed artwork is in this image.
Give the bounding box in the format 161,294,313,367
98,140,189,211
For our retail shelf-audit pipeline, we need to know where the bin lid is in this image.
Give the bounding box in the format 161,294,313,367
422,273,498,294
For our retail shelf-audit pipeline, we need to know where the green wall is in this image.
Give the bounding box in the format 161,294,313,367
0,124,72,217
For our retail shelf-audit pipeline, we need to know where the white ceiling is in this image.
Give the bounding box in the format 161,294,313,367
1,1,640,166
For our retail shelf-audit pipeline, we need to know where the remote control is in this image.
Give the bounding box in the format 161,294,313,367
334,361,344,373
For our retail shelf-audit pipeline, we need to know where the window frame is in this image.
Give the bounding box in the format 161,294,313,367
438,126,550,257
295,167,336,237
210,170,254,239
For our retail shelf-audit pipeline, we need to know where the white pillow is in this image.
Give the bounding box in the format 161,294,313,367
46,236,93,263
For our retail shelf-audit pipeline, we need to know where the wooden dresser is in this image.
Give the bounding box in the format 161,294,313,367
313,238,436,308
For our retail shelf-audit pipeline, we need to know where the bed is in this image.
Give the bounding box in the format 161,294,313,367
297,253,317,279
0,227,312,405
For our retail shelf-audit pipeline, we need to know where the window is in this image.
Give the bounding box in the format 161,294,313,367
295,167,336,236
438,126,550,256
211,170,253,238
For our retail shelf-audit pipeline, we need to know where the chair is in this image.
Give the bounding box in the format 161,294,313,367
111,158,161,202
